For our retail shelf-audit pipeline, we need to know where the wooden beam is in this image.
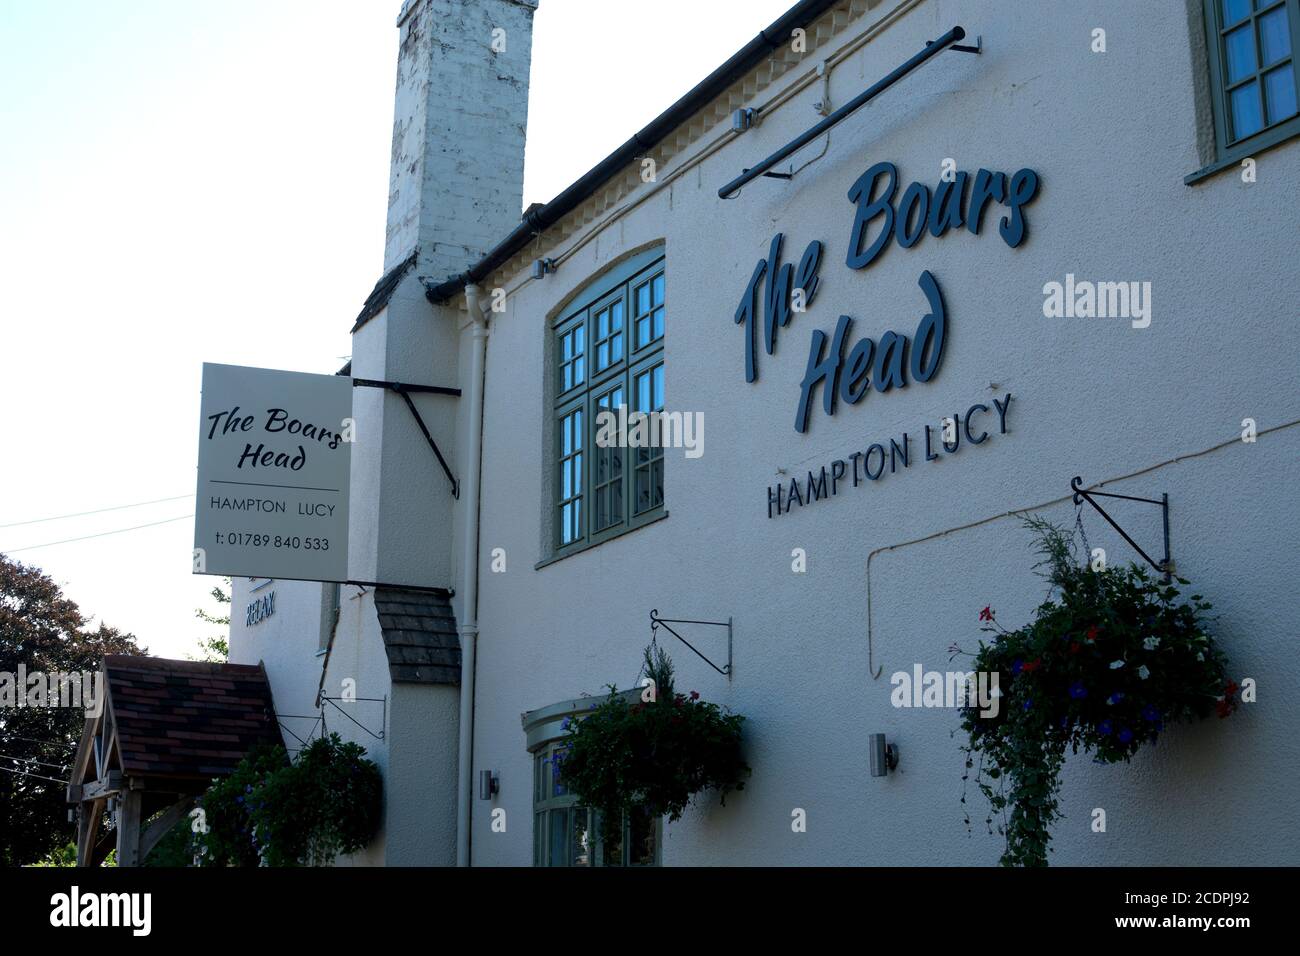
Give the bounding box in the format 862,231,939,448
82,770,122,801
115,789,143,867
76,797,104,867
139,797,194,862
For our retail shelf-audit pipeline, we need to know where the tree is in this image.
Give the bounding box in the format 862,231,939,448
192,579,230,663
0,554,141,866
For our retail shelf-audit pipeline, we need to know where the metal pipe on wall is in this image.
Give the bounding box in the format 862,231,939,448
455,284,489,866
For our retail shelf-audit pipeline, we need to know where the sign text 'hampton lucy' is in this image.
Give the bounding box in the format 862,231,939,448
193,363,352,581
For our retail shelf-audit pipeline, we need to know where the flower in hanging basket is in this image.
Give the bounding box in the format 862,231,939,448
557,644,750,837
959,516,1237,868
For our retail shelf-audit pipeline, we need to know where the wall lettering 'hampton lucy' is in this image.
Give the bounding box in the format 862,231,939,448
733,161,1040,434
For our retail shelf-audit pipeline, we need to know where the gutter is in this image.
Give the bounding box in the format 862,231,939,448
423,0,843,303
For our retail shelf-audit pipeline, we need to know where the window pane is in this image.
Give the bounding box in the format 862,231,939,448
572,808,593,866
612,332,623,362
637,371,651,412
597,341,609,370
1231,80,1265,137
574,410,583,448
636,316,650,349
611,300,624,329
575,325,585,351
597,309,608,337
635,282,650,315
653,307,664,341
1264,63,1298,122
548,810,567,867
1222,0,1252,27
652,273,664,306
1260,5,1292,64
1225,24,1257,83
534,813,544,866
573,356,585,384
652,364,664,410
602,812,624,867
628,808,656,866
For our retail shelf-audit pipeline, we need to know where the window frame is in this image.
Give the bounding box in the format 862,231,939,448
1189,0,1300,182
547,247,666,561
523,694,662,868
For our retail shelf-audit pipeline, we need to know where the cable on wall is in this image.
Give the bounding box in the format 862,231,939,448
864,418,1300,679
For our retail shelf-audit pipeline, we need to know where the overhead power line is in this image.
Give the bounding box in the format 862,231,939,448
2,514,193,555
0,494,190,529
0,763,67,786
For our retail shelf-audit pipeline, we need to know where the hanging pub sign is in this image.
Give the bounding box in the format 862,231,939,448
193,363,352,581
733,160,1040,433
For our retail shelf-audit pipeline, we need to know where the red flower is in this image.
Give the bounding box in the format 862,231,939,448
1069,642,1081,654
689,690,700,701
979,606,994,622
1020,658,1042,673
1224,680,1239,698
1086,625,1100,642
1216,699,1234,719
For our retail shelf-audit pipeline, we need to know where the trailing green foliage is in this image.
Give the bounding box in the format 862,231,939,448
960,517,1239,866
194,733,382,867
558,645,749,847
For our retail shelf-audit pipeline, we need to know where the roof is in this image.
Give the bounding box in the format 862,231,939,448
351,249,418,333
422,0,843,302
374,587,461,685
102,655,281,780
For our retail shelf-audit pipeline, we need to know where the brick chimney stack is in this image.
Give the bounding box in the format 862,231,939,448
384,0,538,276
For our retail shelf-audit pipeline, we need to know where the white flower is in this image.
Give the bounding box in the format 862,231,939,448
1137,665,1150,680
1196,652,1205,662
1109,659,1126,669
1143,636,1160,651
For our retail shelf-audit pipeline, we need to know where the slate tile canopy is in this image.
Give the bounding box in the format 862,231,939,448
103,655,281,780
373,587,460,685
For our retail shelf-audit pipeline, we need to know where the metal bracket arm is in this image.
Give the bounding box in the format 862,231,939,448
650,609,733,678
1071,476,1172,581
352,378,460,498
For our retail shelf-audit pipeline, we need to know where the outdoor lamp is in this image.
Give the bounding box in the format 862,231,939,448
478,769,499,800
868,733,899,777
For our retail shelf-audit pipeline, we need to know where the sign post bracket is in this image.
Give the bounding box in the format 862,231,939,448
353,377,461,498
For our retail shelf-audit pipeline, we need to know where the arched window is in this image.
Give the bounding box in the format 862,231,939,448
550,246,665,557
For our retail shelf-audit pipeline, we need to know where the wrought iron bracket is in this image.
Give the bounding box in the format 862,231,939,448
1071,476,1172,582
650,609,732,678
353,378,460,498
318,695,387,741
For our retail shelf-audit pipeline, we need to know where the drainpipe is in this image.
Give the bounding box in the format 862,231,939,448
456,283,488,867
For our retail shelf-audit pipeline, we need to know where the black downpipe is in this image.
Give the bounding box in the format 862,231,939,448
424,0,842,303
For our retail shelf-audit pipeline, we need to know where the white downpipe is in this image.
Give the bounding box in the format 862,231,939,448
456,283,488,867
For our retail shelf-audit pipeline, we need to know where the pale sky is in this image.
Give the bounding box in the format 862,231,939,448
0,0,794,658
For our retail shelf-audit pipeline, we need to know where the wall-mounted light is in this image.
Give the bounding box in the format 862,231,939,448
868,733,899,777
731,108,755,132
531,258,556,280
478,769,499,800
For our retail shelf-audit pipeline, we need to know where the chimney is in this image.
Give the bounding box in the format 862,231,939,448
384,0,538,275
347,0,535,590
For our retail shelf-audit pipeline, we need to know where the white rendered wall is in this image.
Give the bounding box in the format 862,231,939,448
466,0,1300,865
